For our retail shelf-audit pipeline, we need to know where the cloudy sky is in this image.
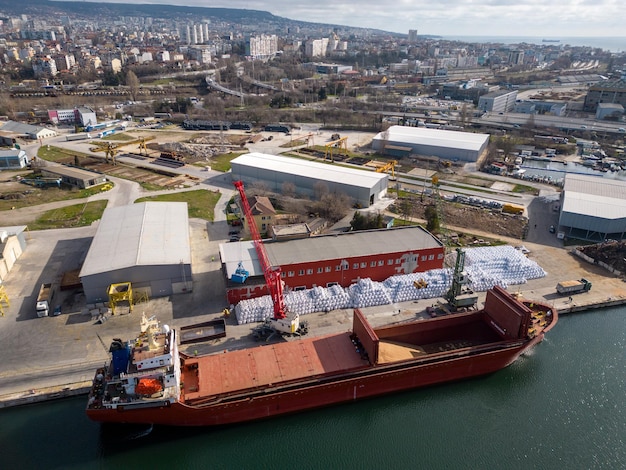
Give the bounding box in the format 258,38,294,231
76,0,625,37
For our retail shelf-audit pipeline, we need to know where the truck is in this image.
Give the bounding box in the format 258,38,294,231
36,282,55,317
556,278,592,295
502,203,525,215
97,129,115,138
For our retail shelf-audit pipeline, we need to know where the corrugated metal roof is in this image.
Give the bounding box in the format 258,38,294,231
43,165,103,180
0,149,24,157
373,126,490,152
220,226,442,278
562,174,626,219
0,120,55,136
80,202,190,278
231,153,388,189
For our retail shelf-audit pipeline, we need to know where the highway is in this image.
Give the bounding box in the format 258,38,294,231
479,111,626,134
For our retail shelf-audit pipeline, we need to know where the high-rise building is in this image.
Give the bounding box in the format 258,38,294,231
247,34,278,60
408,29,418,43
508,50,524,65
305,38,329,58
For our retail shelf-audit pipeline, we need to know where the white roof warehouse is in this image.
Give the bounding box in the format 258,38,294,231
230,153,389,207
372,126,490,163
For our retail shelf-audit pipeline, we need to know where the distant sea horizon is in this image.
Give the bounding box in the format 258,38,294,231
440,35,625,52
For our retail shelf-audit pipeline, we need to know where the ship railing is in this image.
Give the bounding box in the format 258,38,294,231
119,365,171,381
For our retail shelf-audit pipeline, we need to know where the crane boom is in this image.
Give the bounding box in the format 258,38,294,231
233,180,287,319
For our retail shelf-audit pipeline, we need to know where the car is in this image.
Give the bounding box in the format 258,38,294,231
53,305,62,316
229,236,241,242
228,230,240,236
581,125,587,129
619,128,625,133
549,225,556,233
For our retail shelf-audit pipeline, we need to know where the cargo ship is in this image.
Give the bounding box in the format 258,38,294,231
86,286,556,427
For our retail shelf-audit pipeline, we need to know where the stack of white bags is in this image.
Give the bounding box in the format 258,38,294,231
233,246,546,325
464,246,546,291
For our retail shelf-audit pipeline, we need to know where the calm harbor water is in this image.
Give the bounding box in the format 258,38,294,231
1,306,624,470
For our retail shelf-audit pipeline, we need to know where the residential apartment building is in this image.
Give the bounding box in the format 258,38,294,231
247,34,278,60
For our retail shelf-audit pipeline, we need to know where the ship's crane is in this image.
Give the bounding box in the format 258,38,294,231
431,177,477,311
445,248,478,311
233,181,301,334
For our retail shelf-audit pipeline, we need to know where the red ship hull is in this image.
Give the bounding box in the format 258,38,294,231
86,335,543,426
87,286,556,427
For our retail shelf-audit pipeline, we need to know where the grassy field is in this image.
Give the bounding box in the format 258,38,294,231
28,200,108,230
0,179,114,211
101,132,136,141
135,189,222,220
198,151,247,172
37,145,93,162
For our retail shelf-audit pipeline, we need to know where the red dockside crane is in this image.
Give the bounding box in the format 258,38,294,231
233,180,300,334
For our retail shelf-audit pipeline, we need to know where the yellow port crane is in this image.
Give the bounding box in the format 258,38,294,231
324,136,348,162
137,137,149,156
375,160,398,179
90,142,118,165
104,143,118,165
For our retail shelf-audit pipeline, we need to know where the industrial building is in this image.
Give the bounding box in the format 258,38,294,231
0,149,29,170
595,102,624,121
514,100,567,116
583,77,626,112
477,90,518,113
371,126,490,163
220,225,445,304
41,165,107,189
230,153,389,207
558,174,626,242
47,107,97,127
79,202,192,303
0,121,57,140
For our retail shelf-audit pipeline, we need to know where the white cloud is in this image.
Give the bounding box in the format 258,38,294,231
70,0,626,36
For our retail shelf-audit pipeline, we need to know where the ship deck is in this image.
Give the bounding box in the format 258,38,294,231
182,332,369,403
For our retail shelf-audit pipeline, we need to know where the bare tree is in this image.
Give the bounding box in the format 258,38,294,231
459,103,470,127
126,70,140,101
316,192,351,222
250,181,271,196
281,182,296,197
313,181,329,199
378,129,390,155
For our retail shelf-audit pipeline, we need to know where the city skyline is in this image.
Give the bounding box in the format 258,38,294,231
63,0,626,37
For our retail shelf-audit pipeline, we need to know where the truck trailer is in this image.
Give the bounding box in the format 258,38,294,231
36,282,55,317
502,203,525,215
65,133,92,141
556,278,592,295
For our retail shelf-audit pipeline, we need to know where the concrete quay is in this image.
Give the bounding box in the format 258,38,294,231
1,230,625,410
